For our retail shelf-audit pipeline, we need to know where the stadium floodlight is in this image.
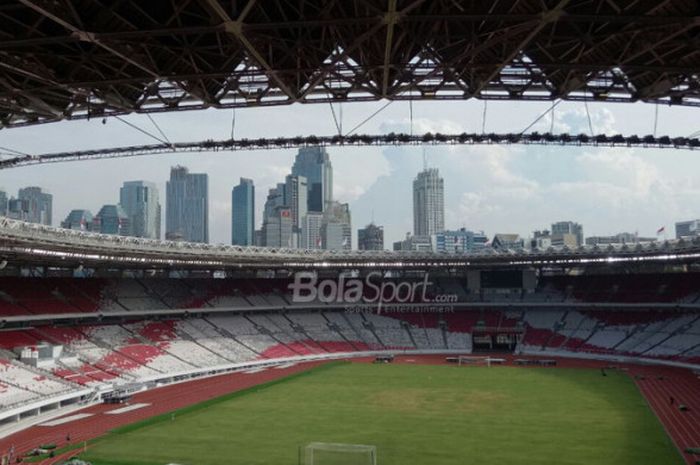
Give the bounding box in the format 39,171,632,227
301,442,377,465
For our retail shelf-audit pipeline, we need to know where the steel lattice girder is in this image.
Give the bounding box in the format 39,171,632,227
0,0,699,128
0,132,697,170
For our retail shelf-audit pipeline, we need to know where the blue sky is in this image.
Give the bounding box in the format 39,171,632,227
1,99,699,245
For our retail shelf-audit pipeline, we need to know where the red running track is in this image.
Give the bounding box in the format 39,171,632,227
1,355,699,464
0,360,327,463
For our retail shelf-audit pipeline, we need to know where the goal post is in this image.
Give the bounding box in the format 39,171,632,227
457,355,492,367
301,442,377,465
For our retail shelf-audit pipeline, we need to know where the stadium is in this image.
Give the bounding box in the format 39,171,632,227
1,1,700,465
0,218,699,464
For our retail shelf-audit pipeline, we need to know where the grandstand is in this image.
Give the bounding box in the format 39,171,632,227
1,269,699,425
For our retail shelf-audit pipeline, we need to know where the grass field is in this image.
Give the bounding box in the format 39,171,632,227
79,362,682,465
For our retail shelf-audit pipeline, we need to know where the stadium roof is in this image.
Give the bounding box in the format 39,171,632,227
2,217,700,271
2,0,700,128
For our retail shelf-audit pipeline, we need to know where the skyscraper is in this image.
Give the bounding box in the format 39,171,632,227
232,178,255,246
321,202,351,250
284,174,308,247
413,168,444,237
263,184,285,220
301,212,323,249
261,184,285,247
61,209,94,231
166,166,208,243
358,223,384,250
16,187,52,225
0,190,7,216
263,206,293,248
93,204,130,235
291,147,333,213
7,198,29,221
120,181,161,239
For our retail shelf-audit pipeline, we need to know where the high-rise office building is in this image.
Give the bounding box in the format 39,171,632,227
301,212,324,249
93,204,130,235
263,184,285,220
413,168,444,237
120,181,160,239
291,147,333,212
14,187,52,225
0,190,7,216
676,219,700,239
284,175,308,230
432,228,488,254
166,166,208,243
263,206,294,248
321,202,351,250
232,178,255,246
551,221,584,246
261,184,285,247
7,198,29,221
61,209,94,231
284,175,308,247
358,223,384,250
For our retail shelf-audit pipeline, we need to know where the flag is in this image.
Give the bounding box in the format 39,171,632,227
657,226,665,235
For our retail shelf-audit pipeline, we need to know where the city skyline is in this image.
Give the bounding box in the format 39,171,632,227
3,158,699,249
2,100,700,246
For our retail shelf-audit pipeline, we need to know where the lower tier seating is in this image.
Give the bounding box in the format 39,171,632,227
1,308,699,413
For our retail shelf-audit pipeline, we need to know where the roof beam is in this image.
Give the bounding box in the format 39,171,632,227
17,0,161,79
470,0,571,97
197,0,294,99
381,0,398,97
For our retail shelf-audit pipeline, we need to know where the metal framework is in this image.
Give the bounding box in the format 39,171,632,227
2,216,700,271
1,131,698,169
1,0,700,128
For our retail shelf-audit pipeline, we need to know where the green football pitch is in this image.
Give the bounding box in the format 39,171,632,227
79,362,682,465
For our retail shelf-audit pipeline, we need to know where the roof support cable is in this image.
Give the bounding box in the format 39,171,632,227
114,116,169,145
344,99,394,137
481,100,487,134
653,103,659,137
146,114,172,148
328,96,342,137
409,96,414,136
230,95,237,141
520,99,562,135
550,100,555,133
0,145,31,158
584,97,595,136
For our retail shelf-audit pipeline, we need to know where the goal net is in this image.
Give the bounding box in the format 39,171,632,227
457,355,492,367
301,442,377,465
